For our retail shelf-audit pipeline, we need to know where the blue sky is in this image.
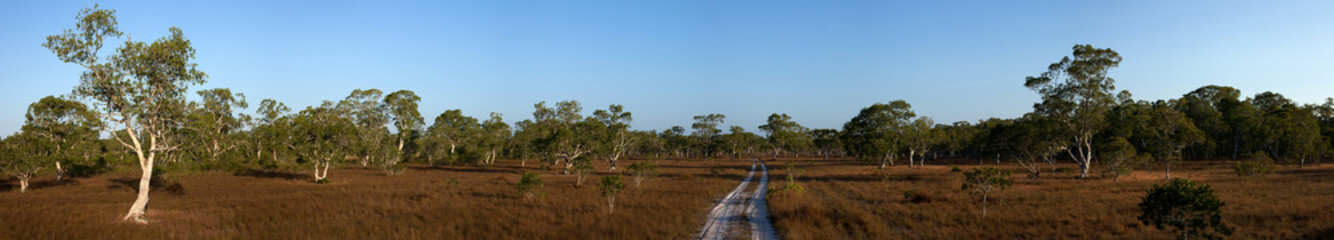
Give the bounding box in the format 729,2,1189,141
2,1,1332,135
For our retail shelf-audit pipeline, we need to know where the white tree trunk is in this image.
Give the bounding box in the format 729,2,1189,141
18,176,30,193
55,161,63,182
123,157,154,224
122,128,155,224
908,149,916,168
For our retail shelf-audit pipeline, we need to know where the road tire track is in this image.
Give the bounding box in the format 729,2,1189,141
698,159,778,240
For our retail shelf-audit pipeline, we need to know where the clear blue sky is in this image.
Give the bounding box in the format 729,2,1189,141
2,1,1332,135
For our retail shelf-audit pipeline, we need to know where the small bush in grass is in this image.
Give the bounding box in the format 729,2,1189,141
962,167,1012,218
950,165,962,172
1232,152,1274,179
1055,167,1074,174
517,172,544,200
769,161,804,196
571,157,594,186
315,178,331,184
709,162,725,177
599,175,626,213
1138,178,1231,239
444,177,462,196
626,161,658,187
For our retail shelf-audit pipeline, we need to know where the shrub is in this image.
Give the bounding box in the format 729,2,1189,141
571,157,594,186
962,167,1012,218
517,172,544,200
709,162,725,177
1232,153,1274,179
626,161,658,187
444,177,462,196
1138,178,1232,239
902,189,934,203
950,165,962,172
769,161,804,196
599,175,626,213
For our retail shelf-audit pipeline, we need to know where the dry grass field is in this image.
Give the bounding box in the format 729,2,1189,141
0,159,750,239
4,158,1333,239
767,159,1334,239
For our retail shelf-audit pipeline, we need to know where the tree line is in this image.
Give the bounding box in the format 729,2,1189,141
3,6,1333,225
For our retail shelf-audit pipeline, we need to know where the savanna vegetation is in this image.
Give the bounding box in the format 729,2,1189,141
4,6,1334,239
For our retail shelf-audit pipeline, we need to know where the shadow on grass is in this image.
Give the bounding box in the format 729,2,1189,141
233,169,305,180
1301,227,1334,239
0,178,81,192
108,177,187,196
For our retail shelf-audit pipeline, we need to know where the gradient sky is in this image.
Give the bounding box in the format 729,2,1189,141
2,1,1332,135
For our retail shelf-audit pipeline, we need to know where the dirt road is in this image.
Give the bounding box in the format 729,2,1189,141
698,159,778,240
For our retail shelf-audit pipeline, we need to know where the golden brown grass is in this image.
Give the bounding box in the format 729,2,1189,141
0,159,752,239
767,159,1334,239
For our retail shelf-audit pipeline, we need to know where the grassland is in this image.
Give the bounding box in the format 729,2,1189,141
0,159,749,239
2,158,1332,239
767,159,1334,239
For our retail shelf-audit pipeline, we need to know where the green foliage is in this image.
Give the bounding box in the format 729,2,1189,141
842,100,915,167
1099,137,1143,181
571,156,594,186
759,113,812,158
1232,152,1274,179
626,161,658,187
962,167,1012,218
1025,44,1122,178
599,175,626,213
517,172,544,200
949,165,962,172
1138,178,1232,239
769,161,804,195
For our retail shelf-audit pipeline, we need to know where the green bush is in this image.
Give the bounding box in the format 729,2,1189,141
1232,153,1275,179
571,157,594,186
626,161,658,187
949,165,962,172
517,172,544,200
599,175,626,213
1138,178,1231,239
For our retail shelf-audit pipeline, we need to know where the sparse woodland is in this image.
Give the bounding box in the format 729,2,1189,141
3,6,1334,239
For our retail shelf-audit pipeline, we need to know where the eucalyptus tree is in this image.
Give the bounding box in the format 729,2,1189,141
1138,101,1204,180
692,114,725,158
1252,92,1325,167
938,121,978,159
46,6,208,223
292,102,356,183
661,126,689,159
592,104,633,170
252,99,293,166
809,129,843,160
1,132,54,193
903,117,938,167
758,113,811,160
1024,44,1122,178
842,100,915,169
1177,85,1239,158
22,96,101,181
721,126,761,159
527,101,596,174
425,109,479,165
383,90,423,174
477,113,510,166
337,89,390,167
191,88,247,162
996,114,1066,179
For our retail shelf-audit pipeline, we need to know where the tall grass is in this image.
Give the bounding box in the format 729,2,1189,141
0,159,752,239
767,159,1334,239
